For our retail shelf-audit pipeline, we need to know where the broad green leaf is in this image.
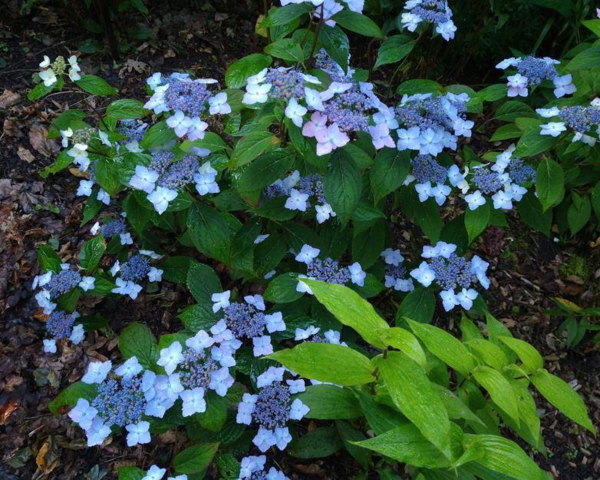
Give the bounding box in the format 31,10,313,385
179,304,218,332
173,443,219,474
380,327,427,370
377,351,452,459
494,101,536,122
264,38,306,63
180,132,229,153
331,10,383,38
118,467,145,480
582,19,600,37
48,381,97,414
118,323,158,370
299,385,362,419
300,279,389,348
158,256,195,284
225,54,273,89
432,384,483,424
567,193,591,235
38,245,62,273
514,129,559,157
414,198,442,243
465,202,490,244
28,81,56,101
320,25,350,72
187,262,222,304
498,337,543,372
269,343,375,386
490,124,523,141
262,3,313,27
406,319,476,376
458,435,547,480
264,273,304,304
336,420,372,468
531,369,595,433
370,148,411,203
75,75,117,96
229,131,280,167
187,202,239,264
396,79,442,96
140,120,177,149
79,236,106,272
472,366,520,426
352,219,386,269
374,35,415,69
235,149,294,193
290,426,343,458
516,191,552,237
40,149,73,178
323,148,362,226
536,158,564,211
106,99,146,119
354,424,451,469
567,46,600,70
397,288,436,325
465,339,509,371
354,390,406,436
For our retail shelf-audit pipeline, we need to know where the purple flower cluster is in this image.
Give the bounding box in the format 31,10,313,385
99,218,127,239
412,154,447,184
163,74,213,117
47,268,82,298
118,120,148,144
559,106,600,134
516,56,558,85
472,168,503,195
119,254,151,282
91,375,146,427
306,258,352,285
46,310,76,339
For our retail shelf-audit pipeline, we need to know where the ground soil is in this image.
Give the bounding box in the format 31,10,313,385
1,2,599,479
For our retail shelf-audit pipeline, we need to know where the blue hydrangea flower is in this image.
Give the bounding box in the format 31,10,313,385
236,367,309,452
47,268,82,298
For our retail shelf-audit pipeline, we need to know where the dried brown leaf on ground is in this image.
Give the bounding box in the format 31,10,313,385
0,89,21,109
17,146,35,163
29,124,59,157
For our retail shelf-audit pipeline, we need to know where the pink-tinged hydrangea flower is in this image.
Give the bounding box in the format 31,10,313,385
314,123,350,156
506,74,529,97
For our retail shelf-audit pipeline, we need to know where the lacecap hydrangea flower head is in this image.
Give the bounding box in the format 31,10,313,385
236,367,310,452
410,241,490,311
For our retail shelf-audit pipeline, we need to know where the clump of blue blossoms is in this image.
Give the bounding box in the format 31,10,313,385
237,367,309,452
395,92,473,157
34,263,96,315
110,251,164,299
211,292,286,357
264,170,337,223
118,119,148,153
144,72,230,140
294,325,346,345
401,0,456,41
129,151,219,214
90,216,133,246
410,242,490,311
381,248,414,292
536,102,600,146
155,329,236,417
459,146,535,211
407,154,452,206
238,455,289,480
281,0,364,27
69,357,156,447
496,55,576,98
294,244,366,293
